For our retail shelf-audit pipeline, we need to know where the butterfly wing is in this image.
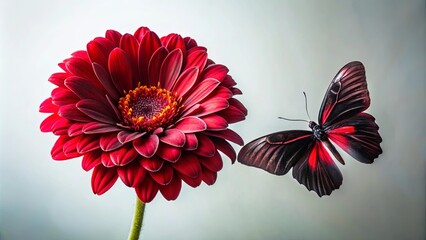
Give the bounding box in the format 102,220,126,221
325,113,382,163
238,130,343,197
237,130,313,175
318,61,370,126
318,61,382,164
292,140,343,197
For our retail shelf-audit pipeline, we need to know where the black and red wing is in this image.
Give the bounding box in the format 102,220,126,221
292,140,343,197
238,130,344,197
319,61,382,163
318,61,370,127
325,112,382,164
237,130,313,175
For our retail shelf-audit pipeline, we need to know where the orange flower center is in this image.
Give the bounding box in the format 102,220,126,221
118,85,182,132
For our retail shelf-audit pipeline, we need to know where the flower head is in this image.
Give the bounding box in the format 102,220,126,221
40,27,247,202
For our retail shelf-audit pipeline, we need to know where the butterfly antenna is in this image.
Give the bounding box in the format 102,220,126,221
278,117,309,123
303,91,312,121
278,92,311,123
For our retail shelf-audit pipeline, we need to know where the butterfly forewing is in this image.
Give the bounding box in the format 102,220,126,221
238,131,313,175
319,61,370,127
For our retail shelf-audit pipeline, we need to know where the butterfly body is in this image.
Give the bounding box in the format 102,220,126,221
309,121,326,140
238,61,382,197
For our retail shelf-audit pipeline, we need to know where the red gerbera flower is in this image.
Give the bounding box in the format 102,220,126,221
40,27,247,203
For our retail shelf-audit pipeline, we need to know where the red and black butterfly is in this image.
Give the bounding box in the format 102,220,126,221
237,61,382,197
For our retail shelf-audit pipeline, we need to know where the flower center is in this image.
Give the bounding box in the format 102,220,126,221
118,85,182,132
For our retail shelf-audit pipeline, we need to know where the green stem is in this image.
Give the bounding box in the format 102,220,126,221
128,197,145,240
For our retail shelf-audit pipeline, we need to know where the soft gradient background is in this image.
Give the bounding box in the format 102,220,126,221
1,1,425,239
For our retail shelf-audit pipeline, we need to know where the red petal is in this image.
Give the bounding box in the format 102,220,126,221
165,34,186,55
101,152,115,167
120,34,139,87
159,174,182,201
52,118,72,135
92,63,121,100
82,150,102,171
134,26,151,42
110,145,139,166
105,94,122,120
193,134,216,157
231,87,242,95
87,40,110,70
172,152,201,178
133,134,159,158
58,62,67,72
51,88,79,106
184,49,207,71
77,99,116,124
156,143,181,163
184,37,198,50
71,50,89,59
135,175,159,203
160,34,172,46
160,129,185,147
139,156,164,172
48,72,68,87
76,135,99,153
65,57,99,84
117,131,145,144
108,48,133,92
100,132,123,151
82,122,121,134
207,86,233,100
183,133,198,150
200,151,223,172
150,163,174,185
138,31,162,85
51,135,72,160
172,67,199,98
179,173,202,188
186,46,206,55
40,114,60,132
64,76,106,103
39,97,58,113
105,29,122,46
212,137,237,163
221,75,237,88
180,103,201,118
182,78,220,109
58,104,92,122
204,129,244,146
117,161,147,187
159,49,183,90
201,166,217,185
229,98,248,115
200,64,229,82
202,115,228,130
91,165,118,195
148,47,168,86
174,116,207,133
188,98,229,117
68,122,86,136
219,105,246,124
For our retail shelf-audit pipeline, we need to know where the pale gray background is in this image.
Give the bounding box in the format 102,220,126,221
1,0,425,239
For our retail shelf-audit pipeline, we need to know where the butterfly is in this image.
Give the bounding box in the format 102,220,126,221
237,61,382,197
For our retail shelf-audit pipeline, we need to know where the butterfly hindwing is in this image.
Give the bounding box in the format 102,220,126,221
319,61,370,127
292,140,343,197
237,130,313,175
325,112,382,164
